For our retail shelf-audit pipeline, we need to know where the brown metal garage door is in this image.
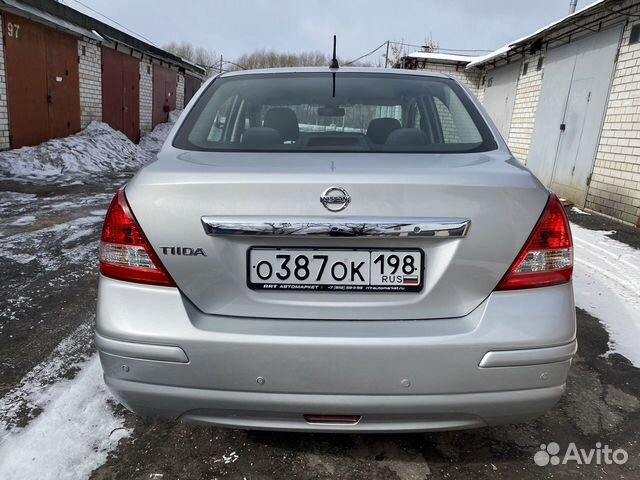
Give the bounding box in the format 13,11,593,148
102,47,140,142
152,65,176,127
3,13,80,148
184,75,202,106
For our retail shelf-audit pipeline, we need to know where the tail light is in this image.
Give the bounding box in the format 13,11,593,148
495,193,573,291
99,189,175,287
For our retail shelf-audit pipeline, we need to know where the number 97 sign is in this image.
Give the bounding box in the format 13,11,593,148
6,22,20,39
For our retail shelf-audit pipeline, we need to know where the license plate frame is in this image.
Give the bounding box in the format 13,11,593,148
246,247,425,293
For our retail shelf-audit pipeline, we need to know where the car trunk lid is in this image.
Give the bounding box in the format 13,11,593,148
125,149,548,320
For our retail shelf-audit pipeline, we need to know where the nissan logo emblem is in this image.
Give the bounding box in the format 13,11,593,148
320,186,351,212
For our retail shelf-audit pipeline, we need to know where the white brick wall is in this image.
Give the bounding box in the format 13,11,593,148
78,39,102,128
412,61,483,99
176,73,185,111
502,51,544,162
139,58,153,133
0,15,11,150
586,7,640,225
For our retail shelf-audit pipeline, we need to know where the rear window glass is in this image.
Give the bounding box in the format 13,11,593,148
173,72,497,153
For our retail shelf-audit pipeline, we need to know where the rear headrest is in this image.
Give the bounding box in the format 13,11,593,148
366,118,402,144
263,108,299,142
242,127,283,145
385,128,429,146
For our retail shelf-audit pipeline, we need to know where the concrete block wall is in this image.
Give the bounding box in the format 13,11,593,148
0,15,10,150
139,58,153,133
586,11,640,226
502,51,544,162
176,73,185,111
78,38,102,128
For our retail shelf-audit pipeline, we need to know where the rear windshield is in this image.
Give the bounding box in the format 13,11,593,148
173,72,497,153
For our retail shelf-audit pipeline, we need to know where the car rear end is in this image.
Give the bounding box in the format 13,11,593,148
96,68,576,432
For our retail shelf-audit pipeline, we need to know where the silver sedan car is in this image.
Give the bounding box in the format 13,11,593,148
96,67,576,432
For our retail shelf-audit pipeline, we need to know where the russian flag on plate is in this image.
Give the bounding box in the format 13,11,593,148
403,275,419,285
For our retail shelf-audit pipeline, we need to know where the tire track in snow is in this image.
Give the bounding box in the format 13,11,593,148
571,222,640,366
574,235,639,272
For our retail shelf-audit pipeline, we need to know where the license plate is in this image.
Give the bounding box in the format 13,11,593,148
247,248,424,292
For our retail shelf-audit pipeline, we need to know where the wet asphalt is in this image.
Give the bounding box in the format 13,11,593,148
0,182,638,479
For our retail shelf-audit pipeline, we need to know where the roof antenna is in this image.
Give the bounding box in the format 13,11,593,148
330,35,339,69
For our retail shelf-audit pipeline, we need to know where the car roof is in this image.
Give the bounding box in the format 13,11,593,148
218,66,451,80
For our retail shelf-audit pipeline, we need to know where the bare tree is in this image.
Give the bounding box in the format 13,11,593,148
164,41,218,77
382,41,410,69
231,49,376,70
165,41,193,59
233,49,328,70
165,42,376,75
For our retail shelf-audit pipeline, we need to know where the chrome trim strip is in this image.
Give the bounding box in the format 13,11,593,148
201,217,471,238
479,340,577,368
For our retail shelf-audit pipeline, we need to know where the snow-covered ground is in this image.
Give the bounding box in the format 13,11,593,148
571,222,640,366
0,114,178,480
0,357,129,480
0,322,127,480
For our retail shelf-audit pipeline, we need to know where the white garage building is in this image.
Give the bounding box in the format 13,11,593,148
402,0,640,226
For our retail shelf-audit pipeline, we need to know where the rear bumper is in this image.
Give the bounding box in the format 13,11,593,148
96,276,576,432
103,371,567,432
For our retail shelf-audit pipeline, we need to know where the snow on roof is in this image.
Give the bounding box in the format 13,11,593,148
180,56,205,70
466,0,607,68
61,0,157,47
2,0,102,41
465,44,512,69
404,51,476,63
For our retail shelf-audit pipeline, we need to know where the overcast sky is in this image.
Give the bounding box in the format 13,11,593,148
65,0,598,62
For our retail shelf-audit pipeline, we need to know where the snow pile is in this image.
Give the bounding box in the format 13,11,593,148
0,122,151,184
0,323,129,480
0,357,129,480
0,323,94,432
571,222,640,366
138,109,182,155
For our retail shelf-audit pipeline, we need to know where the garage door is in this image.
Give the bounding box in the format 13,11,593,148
526,24,623,206
3,14,80,148
102,47,140,142
482,61,521,139
152,65,177,127
184,75,202,106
